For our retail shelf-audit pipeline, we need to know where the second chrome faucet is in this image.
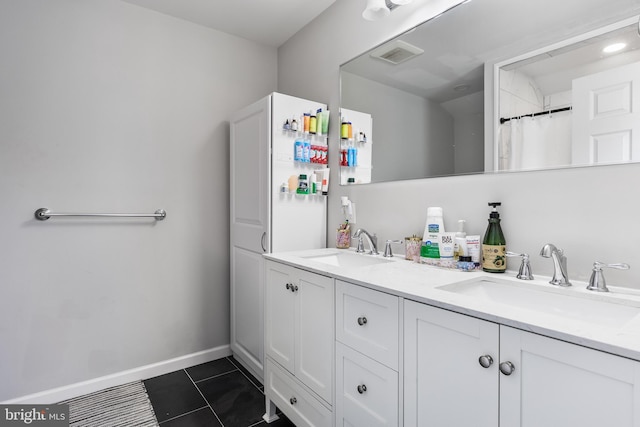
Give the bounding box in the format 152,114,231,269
353,228,378,255
540,243,571,287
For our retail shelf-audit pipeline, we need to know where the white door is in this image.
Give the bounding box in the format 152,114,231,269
403,301,499,427
295,269,334,404
265,263,296,374
230,95,271,381
500,326,640,427
572,61,640,165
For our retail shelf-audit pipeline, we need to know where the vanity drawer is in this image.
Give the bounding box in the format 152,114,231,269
336,280,400,370
335,342,398,427
265,359,332,427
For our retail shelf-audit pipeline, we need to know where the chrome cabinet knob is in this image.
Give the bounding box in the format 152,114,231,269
290,397,297,405
478,355,494,369
499,361,515,376
357,384,367,394
285,283,291,290
357,316,368,326
292,285,299,292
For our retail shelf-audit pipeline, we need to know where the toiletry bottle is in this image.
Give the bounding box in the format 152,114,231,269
321,110,330,135
341,120,349,139
294,139,303,162
421,207,445,263
303,113,310,133
316,109,323,135
297,174,309,194
454,219,467,260
482,202,506,273
302,140,311,162
309,114,317,134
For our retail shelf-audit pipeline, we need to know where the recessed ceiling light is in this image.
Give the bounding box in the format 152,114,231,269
602,42,627,53
453,84,470,92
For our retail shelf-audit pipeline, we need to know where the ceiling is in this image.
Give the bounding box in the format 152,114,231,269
121,0,337,47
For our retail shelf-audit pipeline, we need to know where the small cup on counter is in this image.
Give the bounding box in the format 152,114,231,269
405,236,422,262
336,227,351,249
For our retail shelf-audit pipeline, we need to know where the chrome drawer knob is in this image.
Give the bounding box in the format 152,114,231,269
357,384,367,394
478,355,493,369
357,316,368,326
290,397,297,405
499,361,515,376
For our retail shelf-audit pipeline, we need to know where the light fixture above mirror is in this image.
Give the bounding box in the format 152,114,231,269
362,0,414,21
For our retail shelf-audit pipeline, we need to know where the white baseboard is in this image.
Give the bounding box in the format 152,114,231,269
3,345,231,404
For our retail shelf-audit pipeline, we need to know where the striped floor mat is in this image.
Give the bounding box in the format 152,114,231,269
59,381,159,427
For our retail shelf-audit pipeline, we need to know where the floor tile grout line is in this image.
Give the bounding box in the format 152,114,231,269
226,356,264,392
184,369,226,427
157,405,209,425
192,368,239,384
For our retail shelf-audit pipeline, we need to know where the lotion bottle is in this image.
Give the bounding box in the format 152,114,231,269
482,202,506,273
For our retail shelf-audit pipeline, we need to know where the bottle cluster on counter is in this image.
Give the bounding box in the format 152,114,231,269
409,203,506,273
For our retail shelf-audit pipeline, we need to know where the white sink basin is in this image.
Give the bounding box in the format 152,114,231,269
302,251,392,268
438,277,640,328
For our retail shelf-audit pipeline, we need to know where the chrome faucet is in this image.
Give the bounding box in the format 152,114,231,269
353,228,378,255
539,243,571,287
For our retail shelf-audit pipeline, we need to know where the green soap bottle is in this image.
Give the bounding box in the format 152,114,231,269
482,202,506,273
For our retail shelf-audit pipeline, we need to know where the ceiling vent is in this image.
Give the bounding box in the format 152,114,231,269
370,40,424,65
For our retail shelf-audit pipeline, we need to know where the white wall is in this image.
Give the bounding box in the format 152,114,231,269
278,0,640,288
0,0,276,401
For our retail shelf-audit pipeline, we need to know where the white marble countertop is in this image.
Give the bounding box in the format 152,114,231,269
265,247,640,362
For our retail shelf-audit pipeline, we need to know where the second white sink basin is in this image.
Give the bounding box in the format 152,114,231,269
438,277,640,328
302,251,392,268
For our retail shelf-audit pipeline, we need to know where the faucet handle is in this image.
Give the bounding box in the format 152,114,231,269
355,236,365,253
586,261,630,292
383,240,403,258
506,252,534,280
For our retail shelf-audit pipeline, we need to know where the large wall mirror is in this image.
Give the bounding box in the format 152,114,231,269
339,0,640,185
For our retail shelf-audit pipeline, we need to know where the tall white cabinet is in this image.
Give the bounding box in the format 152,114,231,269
230,93,327,382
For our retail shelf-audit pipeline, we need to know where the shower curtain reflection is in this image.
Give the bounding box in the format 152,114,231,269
498,111,572,171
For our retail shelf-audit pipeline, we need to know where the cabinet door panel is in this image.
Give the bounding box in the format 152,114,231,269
296,270,334,404
265,263,296,373
336,343,398,427
404,301,499,427
500,326,640,427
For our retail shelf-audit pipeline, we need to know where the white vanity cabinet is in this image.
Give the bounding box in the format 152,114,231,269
264,260,334,427
404,300,640,427
335,280,401,427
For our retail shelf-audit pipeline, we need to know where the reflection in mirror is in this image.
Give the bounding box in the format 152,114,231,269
339,0,640,185
497,19,640,171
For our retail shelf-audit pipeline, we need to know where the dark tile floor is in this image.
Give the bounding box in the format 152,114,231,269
144,356,294,427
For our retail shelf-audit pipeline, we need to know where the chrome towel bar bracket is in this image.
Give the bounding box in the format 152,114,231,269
34,208,166,221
